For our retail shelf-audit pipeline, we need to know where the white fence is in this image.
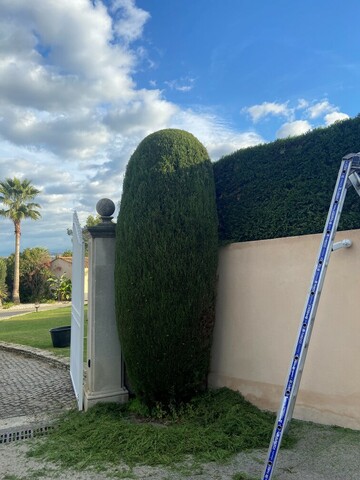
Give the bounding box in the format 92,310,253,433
70,211,85,410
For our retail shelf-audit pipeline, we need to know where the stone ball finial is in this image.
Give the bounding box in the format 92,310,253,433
96,198,115,221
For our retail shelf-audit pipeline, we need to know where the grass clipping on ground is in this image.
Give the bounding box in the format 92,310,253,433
29,388,295,470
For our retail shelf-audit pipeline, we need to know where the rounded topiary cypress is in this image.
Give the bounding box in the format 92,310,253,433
115,129,218,407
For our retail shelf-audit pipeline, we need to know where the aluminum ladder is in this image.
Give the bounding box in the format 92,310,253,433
262,153,360,480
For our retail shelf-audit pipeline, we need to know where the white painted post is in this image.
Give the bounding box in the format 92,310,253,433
83,199,128,410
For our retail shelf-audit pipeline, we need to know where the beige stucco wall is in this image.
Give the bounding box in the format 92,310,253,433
50,258,73,279
209,229,360,429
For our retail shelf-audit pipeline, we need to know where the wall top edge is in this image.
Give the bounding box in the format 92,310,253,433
223,228,360,250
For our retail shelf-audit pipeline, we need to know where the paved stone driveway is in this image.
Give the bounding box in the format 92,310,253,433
0,348,76,421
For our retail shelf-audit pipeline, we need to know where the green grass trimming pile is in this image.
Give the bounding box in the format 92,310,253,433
29,388,296,471
232,473,258,480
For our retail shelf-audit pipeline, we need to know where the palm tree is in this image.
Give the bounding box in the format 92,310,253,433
0,178,41,304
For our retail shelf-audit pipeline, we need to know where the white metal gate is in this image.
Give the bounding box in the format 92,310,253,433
70,211,85,410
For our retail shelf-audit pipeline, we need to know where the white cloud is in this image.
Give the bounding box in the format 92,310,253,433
0,2,351,257
171,109,263,159
324,111,350,126
0,1,265,256
206,132,262,159
104,89,178,135
276,120,312,139
165,77,196,92
243,101,291,123
0,106,111,159
306,99,349,126
307,100,334,119
0,2,136,112
246,97,350,140
111,0,150,44
297,98,309,110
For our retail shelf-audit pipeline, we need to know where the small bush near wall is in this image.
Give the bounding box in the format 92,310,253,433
214,115,360,243
115,129,218,408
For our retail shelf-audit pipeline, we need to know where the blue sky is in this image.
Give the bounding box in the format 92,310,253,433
0,0,359,256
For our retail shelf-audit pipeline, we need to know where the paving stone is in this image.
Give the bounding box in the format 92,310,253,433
0,349,76,420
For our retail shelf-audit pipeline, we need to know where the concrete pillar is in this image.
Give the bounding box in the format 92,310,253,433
84,199,128,410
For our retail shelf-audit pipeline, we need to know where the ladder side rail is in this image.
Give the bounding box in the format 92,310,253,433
261,157,353,480
284,158,354,430
282,157,352,406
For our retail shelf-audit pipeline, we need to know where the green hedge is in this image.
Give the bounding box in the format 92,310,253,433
214,115,360,243
115,129,218,407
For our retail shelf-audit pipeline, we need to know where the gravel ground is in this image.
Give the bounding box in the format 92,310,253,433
1,419,360,480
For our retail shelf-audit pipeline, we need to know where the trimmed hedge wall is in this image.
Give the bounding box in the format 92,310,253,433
214,115,360,243
115,129,218,407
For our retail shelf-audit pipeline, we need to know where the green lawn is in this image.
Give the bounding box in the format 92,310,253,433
0,306,87,357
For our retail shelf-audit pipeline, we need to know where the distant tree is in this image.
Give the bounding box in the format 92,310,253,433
6,247,52,303
0,258,7,306
0,283,8,307
61,250,72,257
67,213,101,255
0,178,41,304
82,215,101,254
85,214,101,227
0,258,6,287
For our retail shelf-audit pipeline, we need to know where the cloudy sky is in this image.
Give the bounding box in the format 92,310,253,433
0,0,359,256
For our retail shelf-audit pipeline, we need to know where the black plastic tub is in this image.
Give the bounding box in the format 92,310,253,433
49,326,71,348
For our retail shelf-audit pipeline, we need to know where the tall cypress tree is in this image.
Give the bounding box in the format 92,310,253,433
115,129,218,407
